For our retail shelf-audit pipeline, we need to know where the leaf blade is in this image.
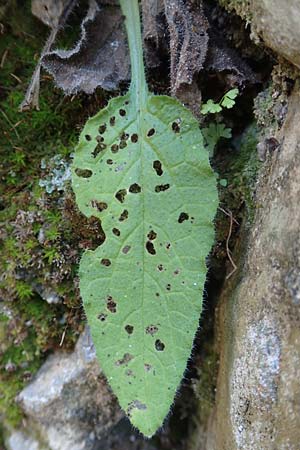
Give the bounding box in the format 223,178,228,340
72,93,217,436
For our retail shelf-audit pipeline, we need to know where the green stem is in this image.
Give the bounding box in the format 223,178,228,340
119,0,147,105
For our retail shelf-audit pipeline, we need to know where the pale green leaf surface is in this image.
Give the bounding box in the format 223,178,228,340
220,88,239,109
200,99,222,115
72,94,217,436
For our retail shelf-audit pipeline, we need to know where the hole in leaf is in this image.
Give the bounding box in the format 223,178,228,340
90,200,108,212
127,400,147,417
99,124,106,134
125,324,134,334
115,353,133,366
111,144,119,153
155,339,165,351
157,264,164,272
172,121,180,133
147,128,155,137
107,295,117,312
147,230,157,240
101,258,111,267
146,241,156,255
120,132,129,141
166,243,171,250
96,135,104,143
110,116,116,126
144,363,152,372
119,109,126,116
129,183,141,193
122,245,131,254
119,209,128,221
119,141,127,149
166,283,171,291
75,168,92,178
85,134,92,141
155,292,160,297
155,184,170,192
112,228,120,236
131,134,138,143
146,325,158,335
97,313,107,322
115,189,127,203
174,269,180,275
92,144,105,158
153,160,163,176
106,159,113,165
178,212,189,223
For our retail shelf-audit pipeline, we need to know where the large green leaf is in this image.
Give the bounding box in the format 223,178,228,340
72,0,218,437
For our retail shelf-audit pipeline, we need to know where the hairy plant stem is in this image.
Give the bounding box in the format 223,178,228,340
119,0,148,107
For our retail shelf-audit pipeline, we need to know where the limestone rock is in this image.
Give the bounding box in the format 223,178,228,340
207,87,300,449
252,0,300,69
16,328,123,450
6,430,47,450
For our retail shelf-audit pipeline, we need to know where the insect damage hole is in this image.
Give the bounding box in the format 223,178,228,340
172,121,180,133
146,241,156,255
131,133,138,143
109,116,116,126
115,189,127,203
146,325,158,335
119,109,126,117
129,183,141,193
99,124,106,134
153,160,163,176
147,230,157,240
91,200,107,212
97,313,107,322
119,209,128,221
155,184,170,192
92,143,106,158
106,296,117,313
85,134,92,141
125,324,134,334
155,339,165,351
178,212,189,223
101,258,111,267
147,128,155,137
75,168,92,178
111,144,119,153
112,228,120,236
122,245,131,254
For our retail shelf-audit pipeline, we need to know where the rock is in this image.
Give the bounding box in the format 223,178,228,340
5,430,47,450
251,0,300,69
16,328,123,450
207,87,300,449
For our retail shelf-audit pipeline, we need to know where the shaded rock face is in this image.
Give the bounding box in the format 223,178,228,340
252,0,300,69
208,87,300,449
16,329,123,450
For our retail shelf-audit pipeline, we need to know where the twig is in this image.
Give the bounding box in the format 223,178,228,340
59,325,68,347
1,49,8,68
0,108,20,138
219,207,238,279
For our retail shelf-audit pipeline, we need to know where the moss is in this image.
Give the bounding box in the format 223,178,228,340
218,0,253,24
0,0,97,430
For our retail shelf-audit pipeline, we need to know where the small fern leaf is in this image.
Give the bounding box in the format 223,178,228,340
72,0,218,437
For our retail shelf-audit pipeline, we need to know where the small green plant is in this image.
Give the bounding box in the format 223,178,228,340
201,88,239,115
72,0,218,437
201,88,239,155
